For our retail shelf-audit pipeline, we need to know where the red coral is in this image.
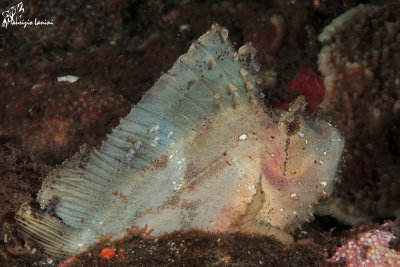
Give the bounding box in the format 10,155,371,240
277,67,325,112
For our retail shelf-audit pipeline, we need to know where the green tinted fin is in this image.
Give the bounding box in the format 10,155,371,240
16,24,262,257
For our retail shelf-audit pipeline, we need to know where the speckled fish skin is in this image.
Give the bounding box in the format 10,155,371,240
16,24,344,258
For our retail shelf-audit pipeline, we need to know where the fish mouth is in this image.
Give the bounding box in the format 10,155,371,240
262,135,317,181
262,113,339,186
260,149,317,191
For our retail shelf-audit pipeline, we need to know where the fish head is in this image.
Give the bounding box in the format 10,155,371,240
257,105,345,230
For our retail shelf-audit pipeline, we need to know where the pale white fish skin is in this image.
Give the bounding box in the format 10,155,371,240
96,103,267,240
259,108,344,230
16,24,344,258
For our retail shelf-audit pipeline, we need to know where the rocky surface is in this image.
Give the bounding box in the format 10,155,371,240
1,0,399,266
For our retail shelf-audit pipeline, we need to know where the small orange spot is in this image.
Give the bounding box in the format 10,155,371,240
99,247,115,259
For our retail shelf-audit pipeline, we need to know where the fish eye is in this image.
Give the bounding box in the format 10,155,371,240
281,115,302,136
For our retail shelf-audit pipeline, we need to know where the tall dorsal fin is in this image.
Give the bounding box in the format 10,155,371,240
16,24,262,257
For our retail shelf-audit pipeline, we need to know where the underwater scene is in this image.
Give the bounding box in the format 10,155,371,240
0,0,399,266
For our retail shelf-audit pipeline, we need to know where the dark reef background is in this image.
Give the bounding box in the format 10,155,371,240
0,0,399,266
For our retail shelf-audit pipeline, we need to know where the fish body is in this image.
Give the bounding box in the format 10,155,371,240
17,24,344,257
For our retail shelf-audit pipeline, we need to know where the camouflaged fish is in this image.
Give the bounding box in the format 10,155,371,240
16,24,345,258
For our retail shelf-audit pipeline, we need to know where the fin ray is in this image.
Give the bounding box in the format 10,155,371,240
17,24,262,257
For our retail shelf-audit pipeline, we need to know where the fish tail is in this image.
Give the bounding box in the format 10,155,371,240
16,203,78,258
